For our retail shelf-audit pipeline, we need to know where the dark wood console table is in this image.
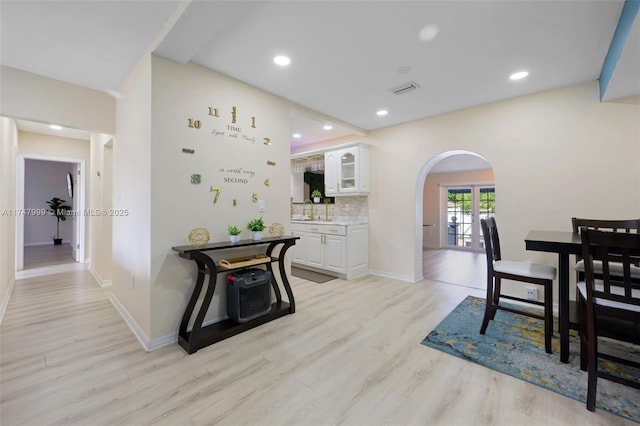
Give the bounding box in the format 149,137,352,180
172,236,298,354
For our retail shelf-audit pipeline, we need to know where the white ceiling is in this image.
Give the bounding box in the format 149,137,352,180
2,0,638,171
15,119,91,141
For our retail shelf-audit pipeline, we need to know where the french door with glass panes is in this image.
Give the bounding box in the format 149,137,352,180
444,186,495,251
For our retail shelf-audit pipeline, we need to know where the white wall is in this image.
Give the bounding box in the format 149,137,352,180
113,54,153,339
0,66,115,134
423,169,495,249
89,134,113,285
0,117,18,320
148,56,292,340
24,159,75,244
366,81,640,287
112,55,295,344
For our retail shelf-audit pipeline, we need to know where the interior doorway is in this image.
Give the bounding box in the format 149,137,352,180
16,155,86,273
415,150,494,284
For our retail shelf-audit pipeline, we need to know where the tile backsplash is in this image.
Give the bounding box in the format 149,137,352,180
291,196,368,219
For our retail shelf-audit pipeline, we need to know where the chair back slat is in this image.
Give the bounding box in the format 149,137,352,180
581,228,640,309
572,218,640,263
572,218,640,235
481,217,501,264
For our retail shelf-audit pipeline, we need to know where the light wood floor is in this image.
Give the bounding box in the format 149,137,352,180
23,243,75,270
1,269,630,425
422,248,486,290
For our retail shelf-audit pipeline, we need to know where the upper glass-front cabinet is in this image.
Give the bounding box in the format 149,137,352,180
324,144,370,196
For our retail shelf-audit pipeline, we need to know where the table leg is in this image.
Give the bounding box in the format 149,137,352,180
558,252,570,363
266,240,297,313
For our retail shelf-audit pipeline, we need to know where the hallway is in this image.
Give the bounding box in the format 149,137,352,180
23,243,74,270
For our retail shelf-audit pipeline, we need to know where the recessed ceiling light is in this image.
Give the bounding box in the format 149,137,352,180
419,25,439,42
292,133,301,138
376,110,388,116
323,125,333,130
510,71,529,80
274,55,291,66
49,124,63,130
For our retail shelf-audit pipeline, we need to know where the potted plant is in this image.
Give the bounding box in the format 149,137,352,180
46,197,72,245
247,217,267,240
311,189,322,204
227,225,242,243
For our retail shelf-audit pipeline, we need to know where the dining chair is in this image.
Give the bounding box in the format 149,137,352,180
571,218,640,284
480,217,557,353
577,228,640,411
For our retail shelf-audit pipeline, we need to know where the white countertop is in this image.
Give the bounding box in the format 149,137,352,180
291,216,368,226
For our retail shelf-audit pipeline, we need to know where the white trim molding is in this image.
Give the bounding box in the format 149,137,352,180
108,293,152,352
0,278,16,324
89,266,112,288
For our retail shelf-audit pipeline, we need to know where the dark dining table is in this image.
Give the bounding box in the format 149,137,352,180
525,230,582,363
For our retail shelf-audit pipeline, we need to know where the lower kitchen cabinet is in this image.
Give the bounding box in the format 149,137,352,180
290,222,368,279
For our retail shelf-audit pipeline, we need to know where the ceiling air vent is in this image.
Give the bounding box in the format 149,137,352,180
390,81,421,95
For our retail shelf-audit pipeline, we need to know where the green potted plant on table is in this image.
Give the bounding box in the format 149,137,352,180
227,225,242,243
46,197,72,245
311,189,322,204
247,217,267,240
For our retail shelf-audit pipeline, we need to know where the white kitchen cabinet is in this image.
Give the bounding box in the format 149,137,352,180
324,144,370,196
291,230,307,264
290,222,368,279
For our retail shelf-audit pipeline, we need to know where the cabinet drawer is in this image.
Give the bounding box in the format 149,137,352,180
322,225,346,236
289,222,346,235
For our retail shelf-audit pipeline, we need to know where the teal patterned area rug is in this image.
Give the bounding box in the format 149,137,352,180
421,296,640,423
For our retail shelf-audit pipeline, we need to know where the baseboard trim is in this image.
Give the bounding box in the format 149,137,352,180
109,294,231,353
148,332,178,352
147,315,230,352
108,294,152,352
368,269,419,283
89,266,112,287
0,277,16,324
24,240,72,247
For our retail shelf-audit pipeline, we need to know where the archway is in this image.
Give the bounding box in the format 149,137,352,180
413,150,493,282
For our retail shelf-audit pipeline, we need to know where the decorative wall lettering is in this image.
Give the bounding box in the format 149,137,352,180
191,174,201,184
263,137,271,146
208,107,219,117
251,117,256,128
233,199,237,207
231,106,237,124
224,177,248,184
188,118,201,129
182,148,195,154
267,160,276,166
252,193,258,202
264,178,270,187
210,186,221,203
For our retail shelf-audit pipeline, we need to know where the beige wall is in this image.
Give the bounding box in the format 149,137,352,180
0,66,115,135
422,169,495,249
113,55,294,343
366,81,639,287
0,117,18,320
113,54,153,340
148,57,292,340
89,133,114,285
